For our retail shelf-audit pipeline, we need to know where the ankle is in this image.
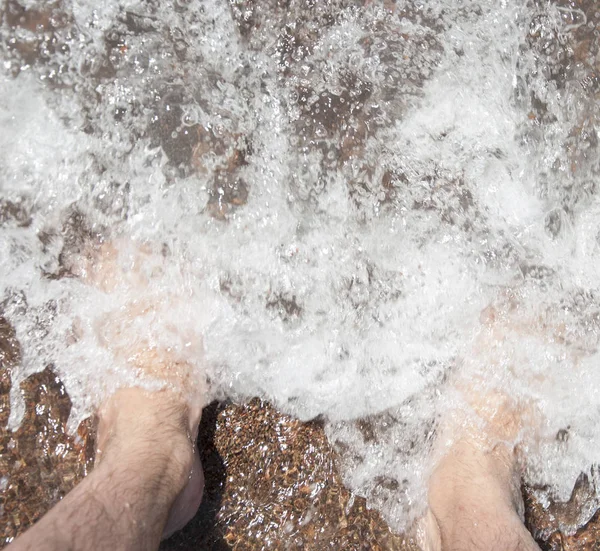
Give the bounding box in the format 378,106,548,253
427,437,535,551
429,438,520,513
96,388,198,499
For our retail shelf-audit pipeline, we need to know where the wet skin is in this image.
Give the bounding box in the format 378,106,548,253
8,243,545,551
7,385,204,551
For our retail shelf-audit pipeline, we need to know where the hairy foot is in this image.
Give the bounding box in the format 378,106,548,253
421,295,544,551
77,238,206,538
97,386,205,539
425,436,539,551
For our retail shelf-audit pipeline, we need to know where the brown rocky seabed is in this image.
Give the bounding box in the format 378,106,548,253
1,316,600,551
3,0,600,549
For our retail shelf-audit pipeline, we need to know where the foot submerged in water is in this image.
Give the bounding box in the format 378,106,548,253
424,435,540,551
80,239,207,539
421,298,544,551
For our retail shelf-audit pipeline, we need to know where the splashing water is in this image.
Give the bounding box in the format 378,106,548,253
2,0,600,532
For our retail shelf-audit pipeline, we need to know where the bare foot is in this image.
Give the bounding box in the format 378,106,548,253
75,239,206,538
97,386,205,538
421,296,544,551
425,434,539,551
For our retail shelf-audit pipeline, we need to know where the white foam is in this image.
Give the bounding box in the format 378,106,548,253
2,0,600,532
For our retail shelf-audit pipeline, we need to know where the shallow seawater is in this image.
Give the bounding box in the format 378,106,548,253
1,0,600,532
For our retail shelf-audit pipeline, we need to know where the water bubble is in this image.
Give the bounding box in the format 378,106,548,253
181,105,199,127
174,0,192,10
